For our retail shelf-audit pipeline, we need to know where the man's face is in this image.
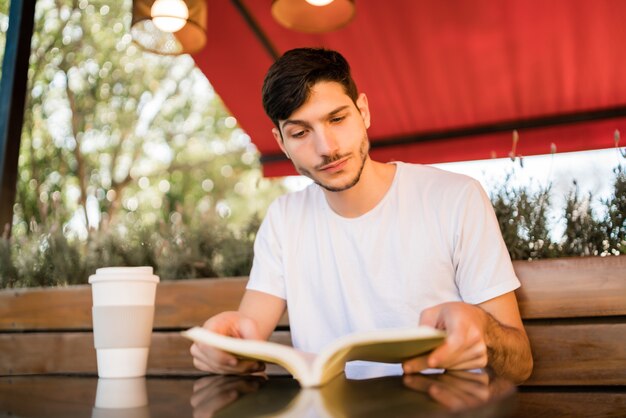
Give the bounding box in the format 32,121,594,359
273,81,371,192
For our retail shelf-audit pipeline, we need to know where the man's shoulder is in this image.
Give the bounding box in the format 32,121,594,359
397,162,478,190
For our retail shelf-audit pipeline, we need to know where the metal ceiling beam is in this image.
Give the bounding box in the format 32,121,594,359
231,0,279,60
0,0,36,235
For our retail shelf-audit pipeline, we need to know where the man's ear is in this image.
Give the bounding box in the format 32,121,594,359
272,127,290,159
356,93,371,129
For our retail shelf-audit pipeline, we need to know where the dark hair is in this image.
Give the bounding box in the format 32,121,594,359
261,48,358,127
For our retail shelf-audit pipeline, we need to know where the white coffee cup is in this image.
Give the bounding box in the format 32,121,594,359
89,267,160,378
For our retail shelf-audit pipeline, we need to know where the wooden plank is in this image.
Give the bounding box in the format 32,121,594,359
523,322,626,386
513,256,626,319
2,323,625,387
0,331,292,376
0,284,93,330
154,278,254,328
0,332,96,375
1,256,624,331
514,391,626,418
0,277,289,331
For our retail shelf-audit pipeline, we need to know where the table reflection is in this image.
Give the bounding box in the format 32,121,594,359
0,370,516,418
194,370,516,418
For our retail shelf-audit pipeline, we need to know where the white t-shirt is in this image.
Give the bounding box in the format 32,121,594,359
247,162,520,360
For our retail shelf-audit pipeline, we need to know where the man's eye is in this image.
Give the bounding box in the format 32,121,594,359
290,130,306,138
330,116,345,123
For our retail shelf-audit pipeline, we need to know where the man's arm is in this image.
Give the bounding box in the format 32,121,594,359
404,292,533,384
190,290,286,374
476,291,533,383
238,289,287,339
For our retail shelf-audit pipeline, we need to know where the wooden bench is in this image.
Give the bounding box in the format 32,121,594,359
1,256,625,415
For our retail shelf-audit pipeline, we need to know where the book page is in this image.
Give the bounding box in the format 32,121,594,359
181,327,316,384
313,327,446,386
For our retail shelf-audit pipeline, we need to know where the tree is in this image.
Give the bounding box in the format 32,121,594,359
13,0,285,239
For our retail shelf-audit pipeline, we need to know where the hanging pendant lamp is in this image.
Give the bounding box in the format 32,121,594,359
131,0,207,55
271,0,356,33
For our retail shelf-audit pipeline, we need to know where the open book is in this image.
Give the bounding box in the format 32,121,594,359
182,326,446,388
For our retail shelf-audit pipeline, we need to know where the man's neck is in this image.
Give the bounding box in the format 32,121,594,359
323,159,397,218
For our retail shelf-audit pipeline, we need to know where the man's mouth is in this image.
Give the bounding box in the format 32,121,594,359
318,156,350,172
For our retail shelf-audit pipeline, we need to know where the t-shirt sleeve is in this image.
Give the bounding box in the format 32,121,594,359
246,199,287,300
452,179,520,304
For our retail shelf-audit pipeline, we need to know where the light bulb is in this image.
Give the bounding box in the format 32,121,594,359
151,0,189,32
305,0,335,6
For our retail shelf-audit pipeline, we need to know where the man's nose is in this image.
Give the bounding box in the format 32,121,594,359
314,127,339,156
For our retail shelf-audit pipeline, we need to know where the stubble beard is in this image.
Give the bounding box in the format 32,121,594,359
296,134,370,193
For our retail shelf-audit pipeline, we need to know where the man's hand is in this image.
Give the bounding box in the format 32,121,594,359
190,311,266,375
191,290,286,376
403,302,489,373
403,294,533,384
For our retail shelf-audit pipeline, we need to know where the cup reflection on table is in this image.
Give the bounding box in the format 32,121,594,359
92,377,150,418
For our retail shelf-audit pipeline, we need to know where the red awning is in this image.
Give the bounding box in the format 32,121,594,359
193,0,626,176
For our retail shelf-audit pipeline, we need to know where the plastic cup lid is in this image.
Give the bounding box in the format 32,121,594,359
88,266,160,284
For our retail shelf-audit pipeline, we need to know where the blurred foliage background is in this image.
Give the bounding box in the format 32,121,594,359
0,0,287,287
0,0,624,288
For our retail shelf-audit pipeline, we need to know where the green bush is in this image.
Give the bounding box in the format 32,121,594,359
560,186,605,257
0,226,18,288
491,164,626,260
490,179,557,260
601,166,626,254
0,212,259,288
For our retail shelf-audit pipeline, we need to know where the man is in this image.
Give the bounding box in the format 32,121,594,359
191,48,533,384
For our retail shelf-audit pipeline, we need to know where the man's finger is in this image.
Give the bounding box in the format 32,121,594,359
419,306,440,328
427,337,463,368
434,340,487,370
191,342,239,370
443,357,487,371
402,355,430,374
